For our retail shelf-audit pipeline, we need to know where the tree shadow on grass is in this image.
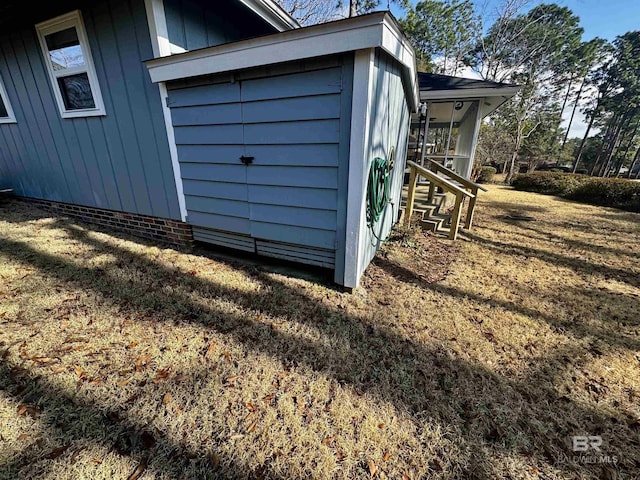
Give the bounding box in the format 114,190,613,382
465,232,640,290
372,256,640,353
0,214,637,478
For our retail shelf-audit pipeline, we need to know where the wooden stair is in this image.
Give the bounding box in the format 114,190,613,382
401,192,453,236
403,160,487,240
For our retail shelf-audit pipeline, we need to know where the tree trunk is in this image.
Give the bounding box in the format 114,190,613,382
614,119,640,176
626,148,640,178
505,150,519,183
573,110,596,173
599,114,625,177
349,0,357,17
590,114,617,176
562,76,587,149
559,78,573,122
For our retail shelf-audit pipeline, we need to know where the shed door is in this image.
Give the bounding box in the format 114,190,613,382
170,66,344,268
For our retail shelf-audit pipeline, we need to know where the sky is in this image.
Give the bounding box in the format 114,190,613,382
389,0,640,138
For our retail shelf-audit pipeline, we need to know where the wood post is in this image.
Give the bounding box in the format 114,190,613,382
464,189,477,230
449,193,463,240
404,166,418,225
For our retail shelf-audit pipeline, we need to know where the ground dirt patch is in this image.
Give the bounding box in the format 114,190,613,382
0,186,638,479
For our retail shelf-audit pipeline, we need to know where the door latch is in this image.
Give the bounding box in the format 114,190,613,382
240,156,254,165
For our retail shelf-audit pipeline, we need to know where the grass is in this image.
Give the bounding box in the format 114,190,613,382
0,186,638,479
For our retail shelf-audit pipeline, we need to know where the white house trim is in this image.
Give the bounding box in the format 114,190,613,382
35,10,106,119
421,87,520,101
144,0,188,222
145,12,419,110
237,0,299,31
0,73,17,124
342,48,375,289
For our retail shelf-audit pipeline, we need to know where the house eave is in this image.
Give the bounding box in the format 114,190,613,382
237,0,300,31
420,86,521,101
145,12,419,111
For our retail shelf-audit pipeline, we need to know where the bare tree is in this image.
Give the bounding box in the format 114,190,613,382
276,0,342,25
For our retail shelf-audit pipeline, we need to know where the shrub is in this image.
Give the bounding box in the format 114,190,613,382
512,171,640,212
476,166,497,184
568,178,640,211
512,171,587,195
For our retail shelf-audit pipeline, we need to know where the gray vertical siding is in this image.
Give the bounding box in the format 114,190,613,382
0,0,181,219
164,0,276,51
357,50,411,279
166,56,354,268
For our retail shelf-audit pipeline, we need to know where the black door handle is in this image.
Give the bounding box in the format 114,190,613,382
240,156,254,165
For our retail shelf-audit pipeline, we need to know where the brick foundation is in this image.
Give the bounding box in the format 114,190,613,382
17,197,194,248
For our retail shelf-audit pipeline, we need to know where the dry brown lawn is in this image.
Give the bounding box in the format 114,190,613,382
0,186,638,480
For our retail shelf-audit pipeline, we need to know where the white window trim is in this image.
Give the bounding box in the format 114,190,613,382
35,10,106,119
0,73,17,124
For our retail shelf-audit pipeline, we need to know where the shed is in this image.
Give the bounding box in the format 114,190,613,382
146,12,418,289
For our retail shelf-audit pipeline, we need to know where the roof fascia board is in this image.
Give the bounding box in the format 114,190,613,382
237,0,299,31
146,13,419,109
420,86,520,101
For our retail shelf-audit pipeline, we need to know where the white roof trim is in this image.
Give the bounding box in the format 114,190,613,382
238,0,300,31
145,12,419,110
421,86,520,101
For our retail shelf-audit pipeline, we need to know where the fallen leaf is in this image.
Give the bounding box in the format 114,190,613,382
126,341,139,349
162,393,172,405
17,405,37,418
322,436,336,446
134,355,152,372
32,356,57,365
246,402,255,412
17,433,29,441
225,375,239,384
118,377,132,387
74,365,85,378
91,458,103,464
378,423,386,429
51,366,66,374
153,367,171,383
262,394,275,403
221,351,231,363
247,421,257,433
45,445,70,459
205,343,216,358
126,457,148,480
368,460,378,477
383,451,391,462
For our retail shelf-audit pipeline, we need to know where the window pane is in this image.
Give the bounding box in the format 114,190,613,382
0,94,7,118
57,73,95,110
45,27,85,70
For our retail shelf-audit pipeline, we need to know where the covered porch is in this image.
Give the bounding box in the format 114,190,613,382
409,72,520,180
404,72,519,240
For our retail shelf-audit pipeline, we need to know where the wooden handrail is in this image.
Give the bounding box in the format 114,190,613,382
406,161,474,198
405,161,476,240
425,157,488,193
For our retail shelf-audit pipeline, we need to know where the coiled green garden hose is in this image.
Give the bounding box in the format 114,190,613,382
366,147,395,226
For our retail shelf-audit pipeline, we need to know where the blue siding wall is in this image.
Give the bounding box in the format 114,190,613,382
166,56,353,269
0,0,181,219
164,0,276,51
357,50,411,279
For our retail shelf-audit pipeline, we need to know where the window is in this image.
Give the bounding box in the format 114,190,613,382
0,74,16,124
36,11,105,118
